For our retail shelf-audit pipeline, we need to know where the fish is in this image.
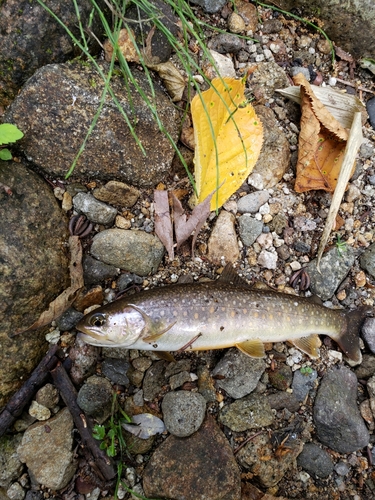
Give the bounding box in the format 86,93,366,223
76,265,372,363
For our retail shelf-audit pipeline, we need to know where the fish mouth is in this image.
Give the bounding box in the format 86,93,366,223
76,331,115,347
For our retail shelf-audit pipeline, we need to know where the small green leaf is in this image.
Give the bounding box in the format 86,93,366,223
99,441,108,450
0,148,12,160
0,124,24,146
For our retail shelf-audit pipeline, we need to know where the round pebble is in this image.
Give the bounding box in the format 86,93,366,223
162,391,206,437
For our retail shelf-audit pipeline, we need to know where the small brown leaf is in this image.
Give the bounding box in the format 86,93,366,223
172,191,213,256
154,190,174,260
13,236,84,335
147,61,186,102
103,28,140,63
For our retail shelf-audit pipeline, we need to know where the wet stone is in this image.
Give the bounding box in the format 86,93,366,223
162,391,206,437
297,442,334,478
83,255,118,287
142,361,168,401
101,358,130,386
313,366,370,453
56,307,84,332
218,393,274,432
269,365,293,390
77,376,113,424
212,348,266,399
143,415,241,500
292,368,318,402
73,192,117,225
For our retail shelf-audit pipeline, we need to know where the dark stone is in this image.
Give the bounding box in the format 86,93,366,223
0,161,70,408
269,364,293,390
101,358,130,386
143,415,241,500
76,376,112,423
189,0,227,14
56,307,84,332
83,255,118,286
208,33,246,54
313,366,369,453
0,0,107,106
4,61,180,187
297,442,334,478
294,241,311,253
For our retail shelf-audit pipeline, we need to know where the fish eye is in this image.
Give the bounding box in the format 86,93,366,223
89,313,106,327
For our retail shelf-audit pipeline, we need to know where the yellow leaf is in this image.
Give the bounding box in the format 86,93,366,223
191,77,263,211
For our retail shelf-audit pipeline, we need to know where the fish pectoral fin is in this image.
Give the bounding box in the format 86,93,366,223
155,351,176,362
142,320,177,342
289,334,321,358
236,340,265,358
128,303,177,342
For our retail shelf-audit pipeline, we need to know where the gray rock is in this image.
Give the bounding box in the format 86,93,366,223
0,434,23,489
90,228,164,275
212,348,266,399
306,246,357,300
73,192,117,225
101,358,130,386
69,336,99,385
169,371,191,390
162,391,206,437
208,33,245,54
267,391,300,412
77,376,113,423
367,98,375,129
238,214,263,246
250,105,290,189
17,408,76,490
56,307,84,331
362,318,375,354
360,242,375,278
218,394,273,432
189,0,227,13
313,366,369,453
237,191,270,214
93,181,140,207
35,384,59,409
0,161,70,408
143,415,241,500
289,66,311,81
334,461,351,476
0,0,105,105
143,360,168,401
4,62,180,187
207,211,239,265
117,272,144,291
83,255,118,286
354,354,375,380
297,442,334,478
6,482,25,500
292,368,318,401
165,359,191,379
279,0,375,59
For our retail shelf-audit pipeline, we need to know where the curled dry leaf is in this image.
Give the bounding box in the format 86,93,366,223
292,73,351,193
103,28,140,63
154,189,174,260
122,413,165,439
147,61,186,102
13,236,84,335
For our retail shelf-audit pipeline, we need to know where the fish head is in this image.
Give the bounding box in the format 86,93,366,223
76,304,146,347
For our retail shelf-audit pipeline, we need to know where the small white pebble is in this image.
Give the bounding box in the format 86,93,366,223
255,54,265,62
289,261,302,271
328,76,337,86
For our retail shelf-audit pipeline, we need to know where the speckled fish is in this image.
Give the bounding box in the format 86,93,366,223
76,265,372,363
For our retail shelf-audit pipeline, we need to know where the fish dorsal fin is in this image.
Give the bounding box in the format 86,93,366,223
289,334,321,358
219,263,250,287
155,351,176,362
236,340,265,358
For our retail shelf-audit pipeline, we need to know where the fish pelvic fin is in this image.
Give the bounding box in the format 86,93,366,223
155,351,176,362
289,334,321,358
236,340,265,358
128,304,177,343
335,306,373,363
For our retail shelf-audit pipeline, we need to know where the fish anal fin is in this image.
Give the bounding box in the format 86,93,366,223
236,340,265,358
155,351,176,362
289,334,321,358
219,263,250,287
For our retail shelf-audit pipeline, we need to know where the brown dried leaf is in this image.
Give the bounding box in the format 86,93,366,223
147,61,186,102
293,73,352,193
103,28,140,63
14,236,84,335
172,191,213,255
154,190,174,260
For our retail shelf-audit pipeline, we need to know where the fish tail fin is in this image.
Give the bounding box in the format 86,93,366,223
336,306,372,363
